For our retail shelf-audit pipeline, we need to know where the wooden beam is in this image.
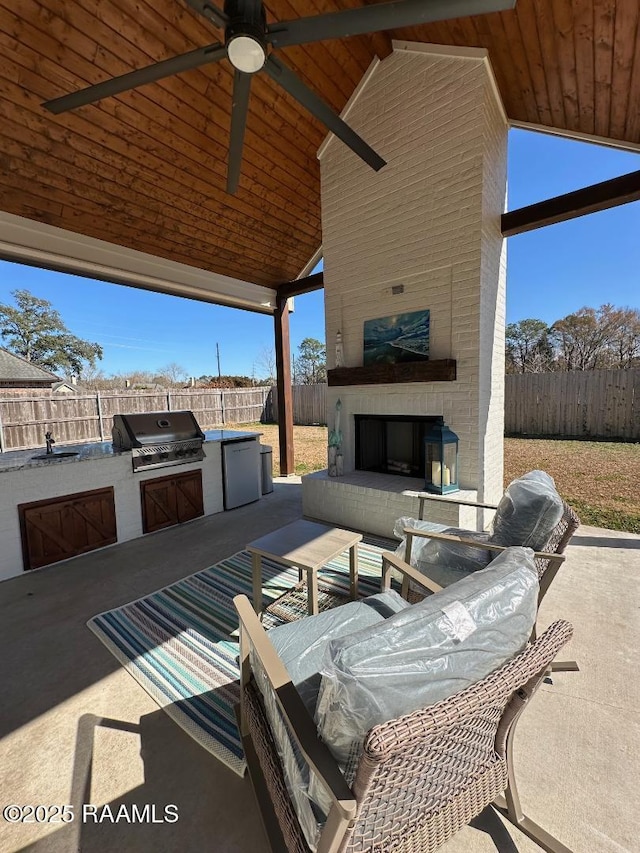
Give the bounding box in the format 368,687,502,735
277,271,324,301
501,169,640,236
327,360,457,386
274,295,295,477
368,31,393,61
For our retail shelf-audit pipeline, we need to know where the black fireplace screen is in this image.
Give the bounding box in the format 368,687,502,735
355,415,443,477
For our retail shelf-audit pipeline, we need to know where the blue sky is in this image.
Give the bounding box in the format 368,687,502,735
0,128,638,379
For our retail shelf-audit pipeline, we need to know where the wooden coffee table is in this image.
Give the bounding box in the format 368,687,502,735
247,519,362,615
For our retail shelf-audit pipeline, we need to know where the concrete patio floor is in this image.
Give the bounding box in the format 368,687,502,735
0,478,638,853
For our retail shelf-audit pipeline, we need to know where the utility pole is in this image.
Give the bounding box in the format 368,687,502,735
216,342,222,379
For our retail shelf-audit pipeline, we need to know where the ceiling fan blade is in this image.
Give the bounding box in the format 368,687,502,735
185,0,229,29
43,43,226,114
227,70,252,194
267,0,515,49
263,56,385,172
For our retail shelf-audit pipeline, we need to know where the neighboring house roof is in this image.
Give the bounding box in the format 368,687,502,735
52,380,84,393
0,348,60,383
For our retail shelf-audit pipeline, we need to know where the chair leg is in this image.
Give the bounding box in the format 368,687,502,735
493,724,574,853
550,660,579,672
493,793,573,853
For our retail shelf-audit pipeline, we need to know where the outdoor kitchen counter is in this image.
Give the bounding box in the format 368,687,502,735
0,429,261,473
203,429,262,443
0,440,122,473
0,430,261,581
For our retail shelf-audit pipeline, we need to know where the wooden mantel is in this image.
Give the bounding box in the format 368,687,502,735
327,360,456,386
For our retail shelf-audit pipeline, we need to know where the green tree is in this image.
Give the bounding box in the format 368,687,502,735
295,337,326,384
0,289,103,376
505,319,554,374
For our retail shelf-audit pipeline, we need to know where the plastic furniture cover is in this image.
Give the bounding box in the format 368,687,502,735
489,470,564,550
312,547,539,815
250,590,409,850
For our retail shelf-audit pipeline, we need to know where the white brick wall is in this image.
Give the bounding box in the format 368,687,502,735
303,44,507,536
478,79,508,507
0,446,223,582
304,470,479,538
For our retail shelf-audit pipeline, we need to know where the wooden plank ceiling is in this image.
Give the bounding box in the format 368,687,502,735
0,0,639,289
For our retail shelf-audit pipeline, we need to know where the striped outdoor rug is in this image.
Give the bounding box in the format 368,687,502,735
88,543,386,777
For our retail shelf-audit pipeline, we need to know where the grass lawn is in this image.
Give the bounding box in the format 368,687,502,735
503,438,640,534
235,423,328,477
230,424,640,534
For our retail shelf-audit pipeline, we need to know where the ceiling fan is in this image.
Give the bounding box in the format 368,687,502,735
43,0,514,194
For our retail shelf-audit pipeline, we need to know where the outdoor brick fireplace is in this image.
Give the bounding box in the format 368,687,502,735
302,43,508,538
355,414,442,478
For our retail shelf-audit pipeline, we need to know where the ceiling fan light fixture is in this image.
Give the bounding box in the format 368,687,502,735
227,34,266,73
50,0,499,189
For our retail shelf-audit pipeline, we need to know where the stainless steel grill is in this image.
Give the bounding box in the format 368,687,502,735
112,411,206,472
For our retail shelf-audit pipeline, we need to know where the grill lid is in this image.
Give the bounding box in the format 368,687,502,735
112,411,205,449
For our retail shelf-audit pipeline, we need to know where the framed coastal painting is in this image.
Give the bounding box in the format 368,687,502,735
363,309,430,365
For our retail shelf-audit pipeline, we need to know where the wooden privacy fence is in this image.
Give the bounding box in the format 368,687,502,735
269,383,327,426
505,369,639,440
2,372,635,448
0,387,272,451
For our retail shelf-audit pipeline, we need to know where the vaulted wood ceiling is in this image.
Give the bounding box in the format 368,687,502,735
1,0,639,290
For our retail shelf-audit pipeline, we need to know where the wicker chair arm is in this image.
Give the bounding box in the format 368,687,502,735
234,594,357,822
395,529,565,605
363,619,574,760
381,551,443,595
402,527,567,567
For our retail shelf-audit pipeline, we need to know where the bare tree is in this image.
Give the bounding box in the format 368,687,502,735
155,362,189,386
255,344,277,384
551,304,636,370
79,365,108,388
604,307,640,368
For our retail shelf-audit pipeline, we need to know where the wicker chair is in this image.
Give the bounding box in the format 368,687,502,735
235,592,574,853
387,492,580,675
394,492,580,607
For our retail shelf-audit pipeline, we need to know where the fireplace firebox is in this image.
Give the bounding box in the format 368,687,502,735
354,415,443,478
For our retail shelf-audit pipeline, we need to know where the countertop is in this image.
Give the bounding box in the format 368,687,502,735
0,429,262,474
202,429,262,444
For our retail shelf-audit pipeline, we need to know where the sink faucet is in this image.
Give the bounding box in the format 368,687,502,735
45,432,55,454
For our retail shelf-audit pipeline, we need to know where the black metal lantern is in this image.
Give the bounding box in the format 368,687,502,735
424,422,459,494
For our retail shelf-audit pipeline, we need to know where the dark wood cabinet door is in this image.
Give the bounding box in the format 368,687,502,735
19,487,117,571
176,470,204,524
141,476,178,534
141,470,204,534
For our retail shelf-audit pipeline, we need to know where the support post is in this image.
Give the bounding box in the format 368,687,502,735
96,392,105,441
274,295,294,476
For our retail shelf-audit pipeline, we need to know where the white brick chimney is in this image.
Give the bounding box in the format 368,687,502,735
303,43,508,538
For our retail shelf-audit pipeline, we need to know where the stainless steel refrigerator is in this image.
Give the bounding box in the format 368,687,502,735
222,439,261,509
